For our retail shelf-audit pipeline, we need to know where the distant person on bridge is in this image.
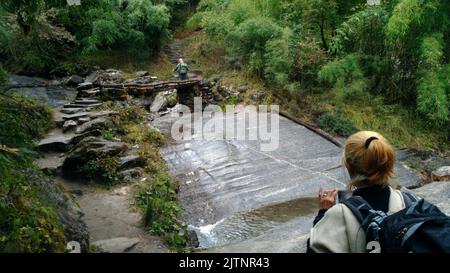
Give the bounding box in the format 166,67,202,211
174,58,189,80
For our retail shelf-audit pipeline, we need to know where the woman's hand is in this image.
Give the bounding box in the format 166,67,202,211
318,188,338,210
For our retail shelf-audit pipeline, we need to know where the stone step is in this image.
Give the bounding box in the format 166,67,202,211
64,102,103,108
61,108,84,115
118,155,146,171
74,99,102,105
91,237,140,253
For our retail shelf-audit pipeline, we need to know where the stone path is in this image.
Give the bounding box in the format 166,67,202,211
35,70,171,253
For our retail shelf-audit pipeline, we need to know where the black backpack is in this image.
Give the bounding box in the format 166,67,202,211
343,192,450,253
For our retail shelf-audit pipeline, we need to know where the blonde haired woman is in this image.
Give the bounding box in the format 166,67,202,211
307,131,412,253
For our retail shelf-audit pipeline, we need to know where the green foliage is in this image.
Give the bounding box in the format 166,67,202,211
137,171,186,251
318,53,368,99
0,93,53,148
318,112,358,137
226,17,282,75
81,156,120,185
0,65,7,85
265,30,327,89
0,92,66,252
333,6,388,56
416,65,450,126
191,0,450,141
0,163,66,252
83,0,171,56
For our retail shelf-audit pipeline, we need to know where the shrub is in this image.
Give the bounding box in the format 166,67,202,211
318,112,358,137
0,93,53,148
81,156,120,185
318,53,368,99
226,17,282,75
83,0,171,57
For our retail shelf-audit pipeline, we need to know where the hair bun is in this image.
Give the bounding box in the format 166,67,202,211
365,136,378,148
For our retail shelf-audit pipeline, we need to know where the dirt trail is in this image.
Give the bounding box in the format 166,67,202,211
62,179,169,253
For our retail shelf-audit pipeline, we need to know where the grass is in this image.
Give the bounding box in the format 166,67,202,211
90,102,187,251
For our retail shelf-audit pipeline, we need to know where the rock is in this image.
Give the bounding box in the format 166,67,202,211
132,97,152,107
38,129,102,152
78,88,101,98
119,168,143,183
69,189,83,196
64,102,103,109
75,117,113,134
431,166,450,181
413,182,450,215
34,153,66,174
118,155,146,171
85,71,100,84
89,110,118,119
27,172,90,252
91,237,140,253
66,75,84,87
150,92,167,112
395,162,423,189
187,230,199,248
77,117,91,125
71,129,102,146
63,120,77,133
61,108,83,115
136,71,149,77
250,91,267,102
38,134,75,152
74,98,102,105
77,82,93,91
102,88,127,101
62,112,90,121
62,137,126,177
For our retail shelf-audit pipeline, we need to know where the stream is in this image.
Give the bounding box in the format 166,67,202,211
152,106,421,252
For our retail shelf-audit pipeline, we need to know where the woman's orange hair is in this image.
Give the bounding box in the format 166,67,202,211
344,131,396,189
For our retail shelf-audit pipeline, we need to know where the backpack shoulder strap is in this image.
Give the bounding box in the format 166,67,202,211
342,196,374,224
401,191,420,208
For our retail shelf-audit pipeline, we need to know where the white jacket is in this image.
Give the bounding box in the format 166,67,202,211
309,187,407,253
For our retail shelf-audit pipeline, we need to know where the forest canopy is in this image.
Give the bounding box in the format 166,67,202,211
0,0,191,76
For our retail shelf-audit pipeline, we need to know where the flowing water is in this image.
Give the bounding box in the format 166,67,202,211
152,104,421,252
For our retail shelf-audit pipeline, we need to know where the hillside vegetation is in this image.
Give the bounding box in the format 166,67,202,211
184,0,449,151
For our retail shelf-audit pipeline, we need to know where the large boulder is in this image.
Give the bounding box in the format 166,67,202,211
413,182,450,215
27,170,90,252
62,137,126,178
